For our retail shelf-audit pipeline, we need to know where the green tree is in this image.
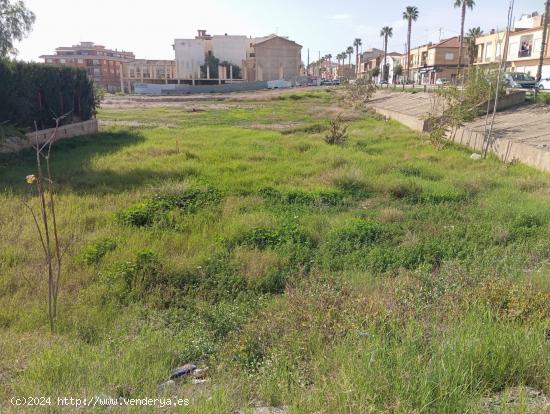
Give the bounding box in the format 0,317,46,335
380,26,393,82
353,38,362,77
201,54,220,79
346,46,354,67
394,64,404,82
0,0,35,57
403,6,419,82
454,0,476,77
466,27,483,65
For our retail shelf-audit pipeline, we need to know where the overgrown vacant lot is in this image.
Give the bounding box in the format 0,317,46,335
1,90,549,413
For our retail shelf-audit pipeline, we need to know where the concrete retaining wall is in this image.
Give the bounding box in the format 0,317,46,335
450,126,550,172
370,90,550,172
372,91,527,134
0,119,98,153
135,81,271,95
372,107,431,132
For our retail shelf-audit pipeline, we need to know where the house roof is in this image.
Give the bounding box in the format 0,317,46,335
253,35,302,48
431,37,463,48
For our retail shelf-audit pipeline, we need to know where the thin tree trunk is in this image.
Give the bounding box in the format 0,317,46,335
384,36,388,81
407,20,412,82
355,45,359,78
536,1,550,83
457,3,466,78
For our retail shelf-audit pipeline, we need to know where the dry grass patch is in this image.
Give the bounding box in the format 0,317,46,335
379,207,404,223
233,248,284,282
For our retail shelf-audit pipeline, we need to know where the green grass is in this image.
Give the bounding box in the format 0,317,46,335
0,91,549,413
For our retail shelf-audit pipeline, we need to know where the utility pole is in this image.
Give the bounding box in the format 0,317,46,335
307,48,310,76
536,1,550,85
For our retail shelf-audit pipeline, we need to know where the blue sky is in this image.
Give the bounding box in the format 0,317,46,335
16,0,546,62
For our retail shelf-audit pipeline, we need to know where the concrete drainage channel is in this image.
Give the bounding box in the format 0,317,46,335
369,90,550,173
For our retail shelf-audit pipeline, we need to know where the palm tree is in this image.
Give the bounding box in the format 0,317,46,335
466,26,483,65
454,0,476,77
346,46,354,68
327,54,333,77
353,38,362,77
403,6,419,82
380,26,393,82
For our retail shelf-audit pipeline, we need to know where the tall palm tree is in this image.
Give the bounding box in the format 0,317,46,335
346,46,354,68
327,54,333,77
403,6,419,82
454,0,476,77
380,26,393,82
466,26,483,65
353,38,362,77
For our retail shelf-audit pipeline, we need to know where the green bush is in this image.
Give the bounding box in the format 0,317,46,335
325,220,393,256
117,187,222,227
0,59,97,130
78,238,117,265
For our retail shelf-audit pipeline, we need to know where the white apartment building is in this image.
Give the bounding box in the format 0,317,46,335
174,30,253,79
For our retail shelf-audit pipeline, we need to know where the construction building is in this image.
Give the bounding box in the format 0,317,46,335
121,59,177,92
173,30,302,82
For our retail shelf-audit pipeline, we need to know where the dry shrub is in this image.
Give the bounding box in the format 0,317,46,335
233,248,284,282
324,115,348,146
379,207,404,223
475,279,550,322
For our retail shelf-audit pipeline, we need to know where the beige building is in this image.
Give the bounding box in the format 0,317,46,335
475,12,550,78
358,48,385,79
243,36,302,81
407,37,469,84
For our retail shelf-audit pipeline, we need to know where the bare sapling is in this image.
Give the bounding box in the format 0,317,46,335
23,114,69,332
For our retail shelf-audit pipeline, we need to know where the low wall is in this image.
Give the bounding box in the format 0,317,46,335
371,91,527,134
369,91,550,172
135,81,270,95
450,126,550,172
0,119,98,153
372,107,431,132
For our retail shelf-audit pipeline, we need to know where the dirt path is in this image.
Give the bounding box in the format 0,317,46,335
101,86,325,109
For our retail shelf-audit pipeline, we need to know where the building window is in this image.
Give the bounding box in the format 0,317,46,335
59,59,66,64
518,35,533,58
93,59,100,65
445,52,454,61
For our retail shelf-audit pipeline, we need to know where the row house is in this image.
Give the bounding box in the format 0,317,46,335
407,37,469,84
357,48,385,79
475,13,550,78
40,42,135,92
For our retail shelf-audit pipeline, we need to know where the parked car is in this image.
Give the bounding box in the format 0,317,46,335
503,72,537,89
380,80,389,85
435,78,449,85
332,78,341,86
536,78,550,90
